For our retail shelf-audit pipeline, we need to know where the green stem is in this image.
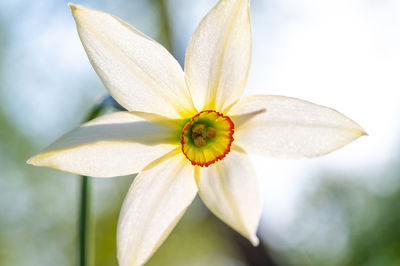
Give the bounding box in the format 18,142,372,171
79,175,90,266
78,98,111,266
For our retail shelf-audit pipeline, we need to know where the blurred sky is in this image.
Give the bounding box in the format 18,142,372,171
1,0,400,264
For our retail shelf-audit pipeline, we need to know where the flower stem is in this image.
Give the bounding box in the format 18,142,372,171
79,175,90,266
78,97,116,266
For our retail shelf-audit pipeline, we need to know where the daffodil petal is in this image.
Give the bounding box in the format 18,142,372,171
184,0,251,112
229,95,367,158
69,4,196,118
117,152,197,266
195,147,261,245
27,112,178,177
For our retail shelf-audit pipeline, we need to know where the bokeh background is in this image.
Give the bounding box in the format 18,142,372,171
1,0,400,265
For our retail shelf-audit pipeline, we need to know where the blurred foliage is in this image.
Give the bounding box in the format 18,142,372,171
275,160,400,266
0,96,77,266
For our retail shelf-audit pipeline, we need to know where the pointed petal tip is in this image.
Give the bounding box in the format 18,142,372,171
68,3,83,16
68,3,77,11
360,129,369,137
352,120,368,137
25,156,37,166
353,126,368,138
249,234,260,246
26,155,39,166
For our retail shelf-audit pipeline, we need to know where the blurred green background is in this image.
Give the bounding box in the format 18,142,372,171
1,0,400,265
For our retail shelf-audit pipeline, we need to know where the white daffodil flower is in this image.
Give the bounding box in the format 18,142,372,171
28,1,366,265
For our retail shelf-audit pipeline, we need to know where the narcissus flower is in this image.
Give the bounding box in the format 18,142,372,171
28,1,366,265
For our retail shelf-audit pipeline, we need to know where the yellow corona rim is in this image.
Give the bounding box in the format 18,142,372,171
180,110,235,167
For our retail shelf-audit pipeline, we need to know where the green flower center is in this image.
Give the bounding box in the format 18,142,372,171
191,123,217,147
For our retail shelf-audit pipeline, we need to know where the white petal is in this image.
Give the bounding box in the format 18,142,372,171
27,112,178,177
229,95,367,158
184,0,251,112
196,147,261,245
117,153,197,266
69,4,196,118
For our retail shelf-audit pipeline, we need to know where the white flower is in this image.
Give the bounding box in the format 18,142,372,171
27,1,366,265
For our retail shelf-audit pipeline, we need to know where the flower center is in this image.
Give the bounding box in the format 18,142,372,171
180,110,234,167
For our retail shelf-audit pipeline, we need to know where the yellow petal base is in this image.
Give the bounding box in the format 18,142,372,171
180,111,234,167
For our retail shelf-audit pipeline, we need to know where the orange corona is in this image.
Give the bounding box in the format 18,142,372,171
180,110,235,167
